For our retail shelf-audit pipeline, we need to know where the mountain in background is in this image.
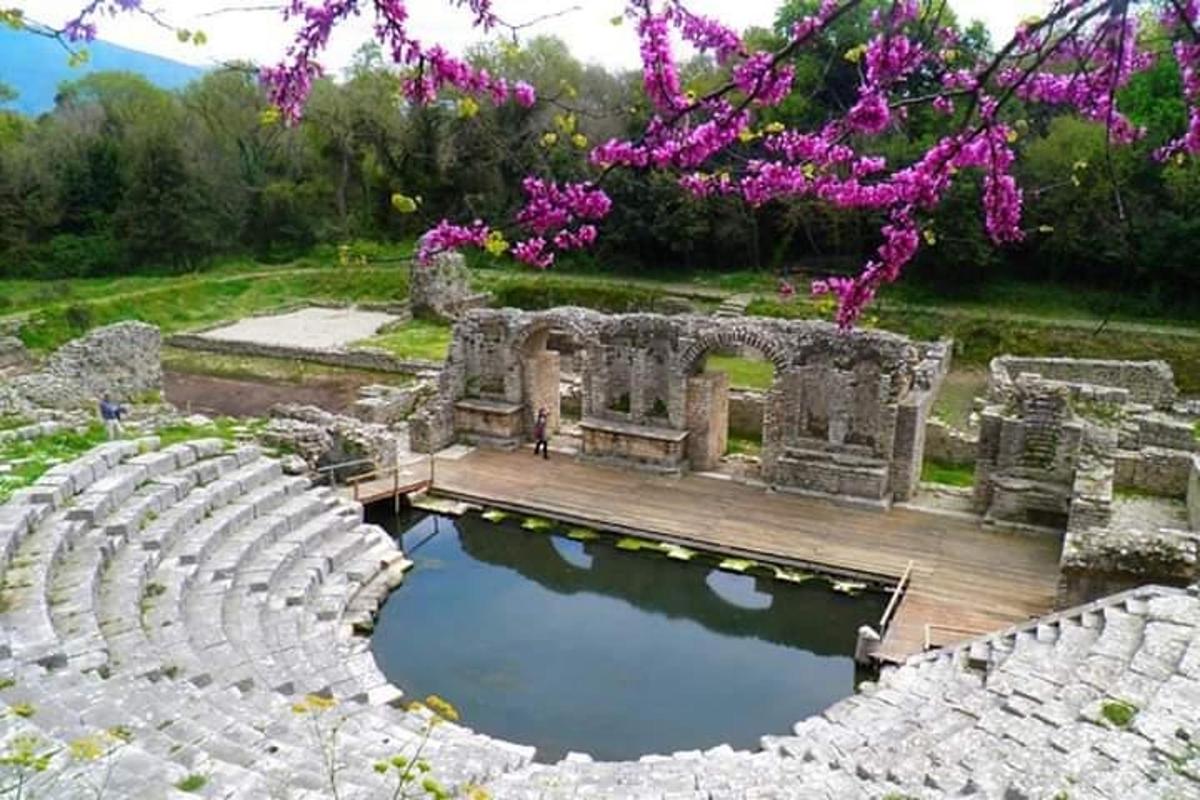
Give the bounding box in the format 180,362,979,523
0,27,204,115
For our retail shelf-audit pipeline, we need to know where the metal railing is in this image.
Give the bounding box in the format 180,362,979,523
313,459,375,488
878,559,914,633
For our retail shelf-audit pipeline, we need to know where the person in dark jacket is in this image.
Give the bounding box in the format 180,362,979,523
533,407,549,460
99,393,125,440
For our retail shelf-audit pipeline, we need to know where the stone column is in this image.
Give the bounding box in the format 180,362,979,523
526,351,561,435
687,372,729,472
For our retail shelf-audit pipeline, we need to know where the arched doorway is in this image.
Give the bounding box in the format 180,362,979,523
516,316,590,456
679,331,788,477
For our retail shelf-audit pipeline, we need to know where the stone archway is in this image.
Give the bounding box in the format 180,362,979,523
512,312,594,441
676,327,792,379
677,327,790,473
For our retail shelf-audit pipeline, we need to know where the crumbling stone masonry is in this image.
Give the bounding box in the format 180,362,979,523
413,308,950,506
1190,455,1200,532
976,356,1200,589
5,321,162,411
988,356,1177,409
408,252,490,321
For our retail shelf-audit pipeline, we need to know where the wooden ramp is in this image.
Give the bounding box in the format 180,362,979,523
430,448,1064,663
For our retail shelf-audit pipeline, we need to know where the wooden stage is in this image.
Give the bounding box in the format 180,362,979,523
429,448,1064,663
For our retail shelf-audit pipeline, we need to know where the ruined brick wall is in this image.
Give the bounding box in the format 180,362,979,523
989,356,1176,409
419,308,948,503
8,322,161,410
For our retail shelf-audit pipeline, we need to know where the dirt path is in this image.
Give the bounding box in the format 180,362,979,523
164,371,375,418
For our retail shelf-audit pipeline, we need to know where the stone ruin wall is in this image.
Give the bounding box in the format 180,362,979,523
974,356,1200,587
989,356,1177,409
1,321,162,413
413,307,951,505
408,252,490,321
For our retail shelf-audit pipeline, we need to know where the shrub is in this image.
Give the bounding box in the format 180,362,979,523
486,275,665,313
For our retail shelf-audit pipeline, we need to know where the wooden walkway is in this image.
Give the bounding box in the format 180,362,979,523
430,448,1064,663
340,461,431,506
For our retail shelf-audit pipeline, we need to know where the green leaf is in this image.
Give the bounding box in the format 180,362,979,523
0,8,24,29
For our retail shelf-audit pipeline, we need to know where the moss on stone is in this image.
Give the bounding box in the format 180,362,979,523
520,516,555,533
1101,698,1138,727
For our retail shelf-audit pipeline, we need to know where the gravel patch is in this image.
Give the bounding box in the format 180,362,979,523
198,307,402,350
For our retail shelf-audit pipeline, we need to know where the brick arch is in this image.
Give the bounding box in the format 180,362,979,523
676,327,791,378
512,311,594,356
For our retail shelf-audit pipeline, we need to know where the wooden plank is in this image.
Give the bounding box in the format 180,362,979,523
429,448,1063,663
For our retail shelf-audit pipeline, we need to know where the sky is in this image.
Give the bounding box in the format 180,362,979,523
14,1,1050,74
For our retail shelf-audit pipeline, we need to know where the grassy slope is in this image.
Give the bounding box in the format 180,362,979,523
3,246,1195,390
11,266,410,352
747,297,1200,395
352,319,453,362
161,348,413,386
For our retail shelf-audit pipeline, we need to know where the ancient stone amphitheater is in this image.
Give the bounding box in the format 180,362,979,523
2,438,1199,798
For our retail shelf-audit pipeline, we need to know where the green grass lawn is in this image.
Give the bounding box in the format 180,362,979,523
354,319,453,362
920,459,976,488
726,434,763,457
705,354,775,390
0,425,108,503
932,367,987,429
10,266,411,353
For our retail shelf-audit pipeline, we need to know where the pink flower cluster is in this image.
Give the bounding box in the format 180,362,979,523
63,0,143,42
504,178,611,268
416,219,490,263
259,0,534,122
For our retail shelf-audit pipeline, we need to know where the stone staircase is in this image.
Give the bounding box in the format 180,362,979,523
712,294,753,319
0,437,533,799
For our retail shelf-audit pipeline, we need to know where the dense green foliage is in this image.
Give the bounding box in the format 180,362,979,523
1,8,1199,313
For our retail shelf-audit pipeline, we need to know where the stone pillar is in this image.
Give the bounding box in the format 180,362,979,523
890,399,923,503
687,372,729,472
526,350,561,435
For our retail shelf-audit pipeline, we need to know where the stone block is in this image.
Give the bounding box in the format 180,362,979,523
580,416,689,471
454,398,524,448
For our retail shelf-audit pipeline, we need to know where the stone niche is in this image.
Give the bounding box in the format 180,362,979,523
415,308,950,505
974,378,1081,529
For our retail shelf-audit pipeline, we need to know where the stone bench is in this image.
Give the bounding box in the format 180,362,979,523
579,416,689,472
453,398,525,449
769,445,892,505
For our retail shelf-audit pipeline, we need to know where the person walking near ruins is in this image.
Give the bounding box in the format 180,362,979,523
533,407,549,460
99,393,125,440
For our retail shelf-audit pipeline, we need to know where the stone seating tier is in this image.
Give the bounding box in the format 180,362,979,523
2,438,1200,798
769,446,892,506
0,437,532,799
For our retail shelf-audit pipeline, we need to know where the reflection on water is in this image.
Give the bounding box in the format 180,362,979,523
367,508,884,763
